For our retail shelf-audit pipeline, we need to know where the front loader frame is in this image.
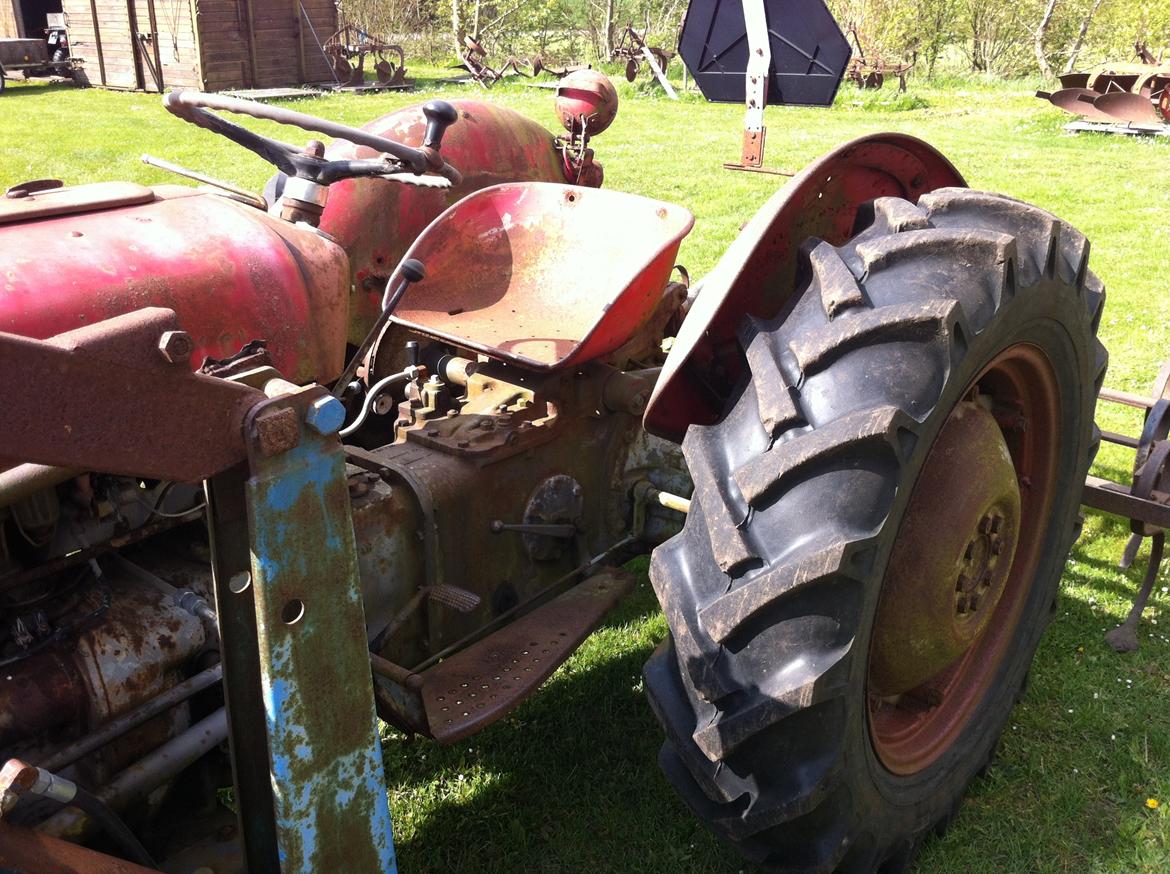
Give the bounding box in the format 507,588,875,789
0,309,396,873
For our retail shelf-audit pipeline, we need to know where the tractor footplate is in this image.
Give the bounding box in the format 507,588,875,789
420,568,634,743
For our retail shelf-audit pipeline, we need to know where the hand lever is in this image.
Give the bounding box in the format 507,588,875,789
422,100,459,150
331,258,427,400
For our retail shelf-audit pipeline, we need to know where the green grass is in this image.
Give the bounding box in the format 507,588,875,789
3,72,1170,873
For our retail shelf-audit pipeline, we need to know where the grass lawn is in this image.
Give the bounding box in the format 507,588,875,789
3,69,1170,873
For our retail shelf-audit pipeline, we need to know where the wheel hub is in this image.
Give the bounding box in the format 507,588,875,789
868,402,1021,697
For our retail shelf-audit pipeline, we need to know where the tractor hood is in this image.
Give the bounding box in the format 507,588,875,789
0,183,349,385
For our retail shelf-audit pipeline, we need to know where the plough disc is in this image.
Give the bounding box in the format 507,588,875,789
1045,87,1115,121
1094,90,1161,124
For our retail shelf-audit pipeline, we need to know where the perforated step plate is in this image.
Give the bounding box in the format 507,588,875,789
421,569,635,743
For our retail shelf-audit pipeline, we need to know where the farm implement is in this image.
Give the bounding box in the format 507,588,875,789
1038,42,1170,127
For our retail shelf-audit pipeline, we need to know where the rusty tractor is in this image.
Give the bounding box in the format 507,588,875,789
1038,41,1170,125
0,2,1110,872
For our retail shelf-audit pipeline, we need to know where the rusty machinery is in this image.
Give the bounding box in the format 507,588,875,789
454,34,536,88
611,23,674,84
323,24,408,89
1038,41,1170,126
0,4,1134,874
845,26,915,92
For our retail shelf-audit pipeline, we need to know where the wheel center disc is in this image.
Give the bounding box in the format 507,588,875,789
869,401,1021,697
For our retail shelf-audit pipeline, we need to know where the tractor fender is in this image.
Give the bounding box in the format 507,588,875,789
318,100,570,347
644,133,966,442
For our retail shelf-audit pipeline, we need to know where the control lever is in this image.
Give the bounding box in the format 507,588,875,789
422,100,459,150
331,258,426,400
420,100,462,184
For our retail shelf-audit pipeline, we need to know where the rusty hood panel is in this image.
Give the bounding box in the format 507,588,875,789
0,185,349,385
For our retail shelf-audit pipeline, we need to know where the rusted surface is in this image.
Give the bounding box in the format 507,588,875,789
0,182,153,224
0,308,262,482
388,182,693,370
0,651,87,747
323,25,407,87
0,185,350,386
868,403,1021,697
0,821,159,873
420,568,634,743
868,344,1060,775
1038,46,1170,123
242,385,396,873
1088,369,1170,651
647,133,966,441
318,100,570,346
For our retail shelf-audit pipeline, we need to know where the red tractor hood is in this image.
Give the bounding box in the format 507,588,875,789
0,183,349,384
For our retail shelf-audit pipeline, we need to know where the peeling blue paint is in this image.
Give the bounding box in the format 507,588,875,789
245,400,397,874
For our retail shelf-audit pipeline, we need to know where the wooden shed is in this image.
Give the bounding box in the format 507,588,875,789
57,0,338,91
2,0,63,39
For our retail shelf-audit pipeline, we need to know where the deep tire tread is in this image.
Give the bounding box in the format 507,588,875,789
646,188,1106,872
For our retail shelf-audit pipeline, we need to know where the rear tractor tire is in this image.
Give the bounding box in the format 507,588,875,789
645,188,1106,871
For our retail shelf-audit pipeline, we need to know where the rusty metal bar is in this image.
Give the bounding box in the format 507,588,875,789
242,384,396,873
207,463,281,874
1083,475,1170,529
0,308,262,483
1101,429,1140,449
40,709,229,839
39,663,224,773
1099,386,1156,409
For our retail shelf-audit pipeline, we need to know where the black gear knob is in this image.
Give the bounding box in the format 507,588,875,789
400,258,426,284
422,100,459,150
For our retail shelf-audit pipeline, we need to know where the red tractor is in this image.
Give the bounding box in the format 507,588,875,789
0,13,1104,874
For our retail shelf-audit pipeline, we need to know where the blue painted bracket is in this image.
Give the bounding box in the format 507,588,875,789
242,384,397,874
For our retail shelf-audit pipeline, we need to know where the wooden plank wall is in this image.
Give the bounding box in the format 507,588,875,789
135,0,199,89
60,0,334,91
63,0,137,87
1,1,23,39
198,0,335,91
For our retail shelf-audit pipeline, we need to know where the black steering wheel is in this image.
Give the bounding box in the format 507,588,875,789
163,91,462,187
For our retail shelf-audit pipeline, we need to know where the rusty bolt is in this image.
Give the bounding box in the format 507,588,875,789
254,407,300,457
457,439,471,449
305,395,346,436
426,428,439,437
158,330,194,365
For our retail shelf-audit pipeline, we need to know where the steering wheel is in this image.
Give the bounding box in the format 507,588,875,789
163,91,462,187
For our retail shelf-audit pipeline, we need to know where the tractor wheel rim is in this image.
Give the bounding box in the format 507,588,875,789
868,342,1061,776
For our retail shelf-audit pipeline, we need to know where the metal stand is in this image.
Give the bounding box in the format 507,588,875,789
723,0,794,176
